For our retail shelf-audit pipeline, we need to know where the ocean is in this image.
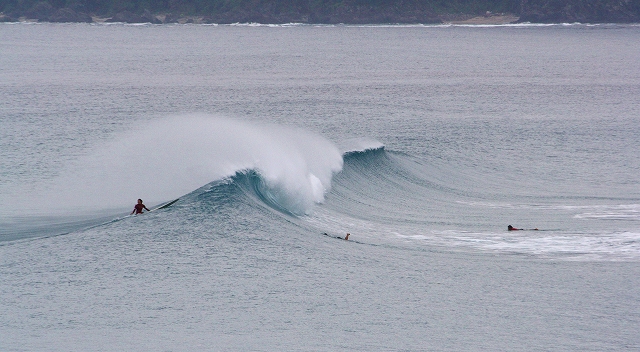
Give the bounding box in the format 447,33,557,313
1,22,639,351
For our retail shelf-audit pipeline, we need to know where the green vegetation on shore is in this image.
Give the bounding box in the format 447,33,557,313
1,0,638,23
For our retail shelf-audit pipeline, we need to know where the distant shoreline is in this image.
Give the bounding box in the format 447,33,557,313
3,14,640,25
5,15,640,25
2,1,640,25
4,13,522,25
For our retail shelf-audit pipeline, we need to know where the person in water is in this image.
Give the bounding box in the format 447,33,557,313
321,232,350,240
131,199,150,215
508,225,538,231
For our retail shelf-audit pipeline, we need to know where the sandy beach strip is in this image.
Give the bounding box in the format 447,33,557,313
448,14,520,25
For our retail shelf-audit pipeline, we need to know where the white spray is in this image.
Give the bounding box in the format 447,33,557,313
9,114,344,216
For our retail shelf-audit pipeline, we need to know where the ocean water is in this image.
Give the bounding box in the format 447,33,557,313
1,22,639,351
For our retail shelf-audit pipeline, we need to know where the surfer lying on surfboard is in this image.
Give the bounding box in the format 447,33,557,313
131,199,150,215
322,232,350,240
508,225,538,231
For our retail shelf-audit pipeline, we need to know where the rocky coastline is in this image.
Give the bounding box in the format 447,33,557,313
1,0,639,24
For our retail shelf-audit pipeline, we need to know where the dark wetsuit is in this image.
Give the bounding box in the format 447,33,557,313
133,203,149,214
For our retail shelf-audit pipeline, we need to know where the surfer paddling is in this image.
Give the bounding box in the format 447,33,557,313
131,199,150,215
508,225,538,231
322,232,351,240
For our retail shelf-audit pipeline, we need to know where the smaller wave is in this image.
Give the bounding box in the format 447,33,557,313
574,204,640,221
338,138,385,155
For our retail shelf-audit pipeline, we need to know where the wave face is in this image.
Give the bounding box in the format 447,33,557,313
0,116,344,239
3,134,639,261
121,144,639,262
4,140,639,261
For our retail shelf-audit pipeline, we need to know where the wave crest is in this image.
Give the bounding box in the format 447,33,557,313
8,114,343,216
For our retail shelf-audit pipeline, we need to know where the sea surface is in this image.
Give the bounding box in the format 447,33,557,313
1,22,639,351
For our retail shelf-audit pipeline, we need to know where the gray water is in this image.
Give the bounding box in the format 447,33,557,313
1,22,639,351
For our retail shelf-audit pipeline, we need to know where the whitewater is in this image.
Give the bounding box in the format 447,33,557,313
1,23,639,351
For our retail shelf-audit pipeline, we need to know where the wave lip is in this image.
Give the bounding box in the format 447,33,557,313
338,137,385,155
